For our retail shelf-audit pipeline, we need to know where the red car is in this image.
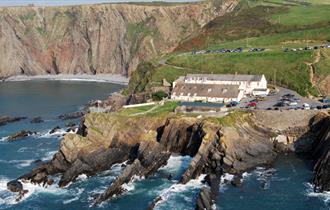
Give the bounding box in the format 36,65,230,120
247,102,257,107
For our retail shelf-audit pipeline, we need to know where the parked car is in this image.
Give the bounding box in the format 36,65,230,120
303,103,310,110
274,102,285,107
320,98,330,104
289,102,298,106
323,104,329,109
247,102,257,107
226,101,239,107
282,93,295,98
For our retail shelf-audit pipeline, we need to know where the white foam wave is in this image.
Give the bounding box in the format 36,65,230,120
121,175,145,193
220,173,234,192
77,174,88,181
0,136,8,142
153,174,206,209
0,177,65,206
37,128,77,139
159,155,192,174
254,167,276,190
305,183,330,204
17,147,30,152
0,159,35,168
41,151,57,161
63,188,84,205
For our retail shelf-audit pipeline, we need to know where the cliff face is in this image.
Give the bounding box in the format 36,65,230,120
0,0,238,79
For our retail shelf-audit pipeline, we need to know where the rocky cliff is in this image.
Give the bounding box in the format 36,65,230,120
0,0,238,79
12,109,330,208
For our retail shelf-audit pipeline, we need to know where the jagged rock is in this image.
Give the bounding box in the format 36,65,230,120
195,187,213,210
30,117,44,124
0,116,27,127
49,126,61,134
66,127,76,133
58,111,85,120
231,174,243,187
47,179,54,186
94,140,170,204
76,117,87,136
59,148,129,187
7,180,23,192
159,118,205,156
7,130,36,142
311,115,330,192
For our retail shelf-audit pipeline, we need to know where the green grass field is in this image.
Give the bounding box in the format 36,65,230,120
269,5,330,25
126,0,330,97
159,51,314,96
117,101,178,117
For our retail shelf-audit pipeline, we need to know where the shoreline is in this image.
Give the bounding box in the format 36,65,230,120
2,74,129,85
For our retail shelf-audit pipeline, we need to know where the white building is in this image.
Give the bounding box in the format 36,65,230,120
171,74,269,103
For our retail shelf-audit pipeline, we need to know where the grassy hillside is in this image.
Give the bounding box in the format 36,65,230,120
127,0,330,97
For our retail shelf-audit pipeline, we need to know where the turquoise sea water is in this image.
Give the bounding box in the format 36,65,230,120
0,81,329,210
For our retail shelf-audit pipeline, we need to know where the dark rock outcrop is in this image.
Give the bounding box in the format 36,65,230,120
0,116,27,127
159,118,205,156
7,180,23,192
94,140,171,204
195,187,213,210
30,117,44,124
311,115,330,192
49,126,61,134
7,130,36,141
58,111,85,120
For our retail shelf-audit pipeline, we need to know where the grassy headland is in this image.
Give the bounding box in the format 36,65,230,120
126,0,330,97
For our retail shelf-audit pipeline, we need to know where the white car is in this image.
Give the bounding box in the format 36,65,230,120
289,102,298,106
303,103,310,110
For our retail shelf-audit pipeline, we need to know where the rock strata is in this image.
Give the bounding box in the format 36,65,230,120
15,110,330,207
0,0,239,78
310,115,330,192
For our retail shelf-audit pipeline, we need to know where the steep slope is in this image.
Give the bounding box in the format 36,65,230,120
0,0,238,79
143,1,330,96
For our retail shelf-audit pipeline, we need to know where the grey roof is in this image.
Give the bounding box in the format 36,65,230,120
172,83,241,99
185,74,263,82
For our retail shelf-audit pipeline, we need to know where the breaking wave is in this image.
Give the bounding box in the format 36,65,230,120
37,128,77,139
305,183,330,204
153,174,206,210
0,176,65,206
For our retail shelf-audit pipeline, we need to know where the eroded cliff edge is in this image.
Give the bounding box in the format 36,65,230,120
0,0,238,79
12,109,330,209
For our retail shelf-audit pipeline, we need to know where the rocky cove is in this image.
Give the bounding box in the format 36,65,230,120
8,106,330,209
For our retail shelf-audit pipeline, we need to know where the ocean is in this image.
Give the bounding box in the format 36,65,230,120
0,81,329,210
